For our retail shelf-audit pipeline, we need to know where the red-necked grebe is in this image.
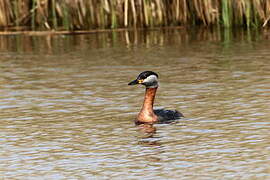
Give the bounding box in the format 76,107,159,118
128,71,183,124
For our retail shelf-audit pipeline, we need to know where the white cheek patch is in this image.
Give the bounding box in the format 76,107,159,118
143,75,158,84
143,75,159,88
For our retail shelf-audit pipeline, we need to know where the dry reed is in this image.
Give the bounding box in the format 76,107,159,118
0,0,270,30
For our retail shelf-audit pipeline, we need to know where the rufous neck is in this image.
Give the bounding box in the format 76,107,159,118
141,87,157,112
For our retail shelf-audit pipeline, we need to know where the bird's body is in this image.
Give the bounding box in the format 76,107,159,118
128,71,183,124
154,109,183,122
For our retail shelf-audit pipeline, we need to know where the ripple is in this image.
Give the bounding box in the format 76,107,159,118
1,30,270,179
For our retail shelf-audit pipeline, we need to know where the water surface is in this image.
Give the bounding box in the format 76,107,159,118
0,28,269,179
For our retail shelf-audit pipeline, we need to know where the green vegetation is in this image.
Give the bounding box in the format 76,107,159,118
0,0,270,30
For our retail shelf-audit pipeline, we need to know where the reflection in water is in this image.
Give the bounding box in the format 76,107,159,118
0,28,266,54
0,28,270,179
138,123,157,135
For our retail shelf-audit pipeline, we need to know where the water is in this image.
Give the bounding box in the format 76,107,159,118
0,28,269,179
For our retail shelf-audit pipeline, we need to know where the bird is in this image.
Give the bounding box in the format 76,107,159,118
128,71,183,124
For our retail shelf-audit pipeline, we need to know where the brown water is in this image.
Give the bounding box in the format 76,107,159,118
0,28,269,179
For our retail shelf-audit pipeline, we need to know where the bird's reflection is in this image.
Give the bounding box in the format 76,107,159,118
138,123,156,135
137,123,162,147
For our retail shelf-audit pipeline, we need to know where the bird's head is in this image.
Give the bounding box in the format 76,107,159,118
128,71,159,88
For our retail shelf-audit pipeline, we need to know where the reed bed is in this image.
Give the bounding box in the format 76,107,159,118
0,0,270,30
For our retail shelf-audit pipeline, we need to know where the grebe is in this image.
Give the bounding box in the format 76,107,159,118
128,71,183,124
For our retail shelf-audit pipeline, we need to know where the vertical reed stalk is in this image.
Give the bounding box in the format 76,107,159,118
52,0,58,29
62,3,70,30
131,0,137,27
99,1,105,28
31,0,36,29
143,0,149,26
124,0,128,27
222,0,231,27
14,0,19,27
245,0,251,27
110,1,117,28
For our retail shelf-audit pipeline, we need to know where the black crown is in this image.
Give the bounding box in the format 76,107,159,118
137,71,159,80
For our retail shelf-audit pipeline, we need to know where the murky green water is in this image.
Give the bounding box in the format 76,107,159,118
0,28,269,179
